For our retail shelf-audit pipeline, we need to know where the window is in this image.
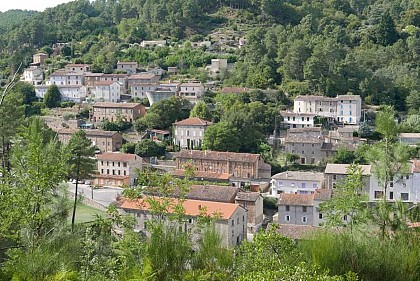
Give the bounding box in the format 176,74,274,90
243,215,245,222
343,215,348,221
231,220,234,226
302,216,307,223
237,217,239,224
333,174,337,180
285,205,290,212
374,191,384,199
401,193,409,201
291,183,295,187
406,175,410,180
285,215,290,222
301,182,306,188
390,182,394,187
390,192,394,200
278,181,283,187
319,213,323,219
188,218,193,224
302,206,307,213
313,183,318,188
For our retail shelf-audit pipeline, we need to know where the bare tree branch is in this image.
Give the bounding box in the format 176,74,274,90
0,63,23,108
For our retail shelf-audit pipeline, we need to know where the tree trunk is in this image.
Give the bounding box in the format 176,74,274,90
71,155,81,231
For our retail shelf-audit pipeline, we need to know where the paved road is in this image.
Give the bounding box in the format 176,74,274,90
67,182,123,206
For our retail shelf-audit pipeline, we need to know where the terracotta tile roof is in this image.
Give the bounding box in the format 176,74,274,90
173,117,212,126
288,127,323,133
235,192,261,202
58,129,120,137
313,189,332,201
408,222,420,228
295,95,336,102
96,81,120,86
172,169,232,181
93,102,141,109
272,224,319,240
220,87,250,93
84,72,104,77
325,164,371,175
148,129,170,135
272,171,324,182
120,196,241,219
128,73,157,80
285,134,324,144
176,150,260,163
180,82,203,87
336,95,361,101
96,152,140,162
279,193,314,206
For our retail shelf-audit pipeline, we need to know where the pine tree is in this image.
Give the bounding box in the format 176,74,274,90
44,84,62,108
376,11,399,46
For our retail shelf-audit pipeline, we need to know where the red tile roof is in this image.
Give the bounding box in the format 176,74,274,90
173,117,212,126
172,169,232,180
176,150,260,163
279,193,314,206
96,152,140,162
313,189,332,201
120,196,241,219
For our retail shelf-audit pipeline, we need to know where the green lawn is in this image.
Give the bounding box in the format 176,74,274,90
68,203,107,224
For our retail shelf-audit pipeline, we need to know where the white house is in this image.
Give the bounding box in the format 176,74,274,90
130,83,158,99
270,171,325,197
91,81,122,103
280,111,316,129
47,70,84,86
173,117,212,149
35,85,87,102
336,95,362,124
22,67,43,85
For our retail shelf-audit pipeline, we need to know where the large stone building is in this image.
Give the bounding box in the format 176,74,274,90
235,192,264,232
173,117,212,149
57,129,123,152
294,95,362,124
173,150,271,187
324,163,372,191
94,152,143,187
270,171,325,197
91,102,145,123
116,61,138,74
119,196,247,247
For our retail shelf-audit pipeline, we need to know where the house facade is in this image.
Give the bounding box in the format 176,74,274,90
92,102,145,123
35,85,87,102
33,53,48,65
280,111,316,129
57,129,123,152
129,83,159,99
270,171,325,197
178,83,205,103
91,81,122,102
235,192,264,232
174,150,271,187
324,163,372,191
22,67,43,85
64,64,91,73
117,61,138,74
94,152,143,187
173,117,212,149
119,197,247,247
47,71,84,86
294,95,362,124
127,73,160,89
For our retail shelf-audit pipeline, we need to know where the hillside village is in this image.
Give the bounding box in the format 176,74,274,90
1,0,420,280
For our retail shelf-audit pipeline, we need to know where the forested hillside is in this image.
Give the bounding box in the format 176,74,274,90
0,0,419,110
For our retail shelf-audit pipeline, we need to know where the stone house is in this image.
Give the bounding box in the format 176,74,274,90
84,72,104,90
130,83,158,99
127,73,160,89
32,53,48,65
117,61,138,74
57,129,123,152
284,133,324,164
324,163,372,192
119,196,247,247
178,82,205,104
312,189,333,226
278,193,314,225
174,150,271,187
64,64,91,73
99,74,128,93
235,192,263,232
94,152,143,187
270,171,325,197
91,81,122,103
173,117,212,149
92,102,145,123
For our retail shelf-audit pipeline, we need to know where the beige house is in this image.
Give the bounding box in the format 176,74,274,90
92,102,145,123
174,150,271,187
64,64,91,73
130,83,159,99
127,73,160,88
178,82,205,104
32,53,48,65
94,152,143,187
235,192,263,232
119,196,247,247
57,129,123,152
117,61,138,74
173,117,212,149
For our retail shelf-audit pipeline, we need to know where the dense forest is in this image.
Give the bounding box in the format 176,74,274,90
0,0,419,111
